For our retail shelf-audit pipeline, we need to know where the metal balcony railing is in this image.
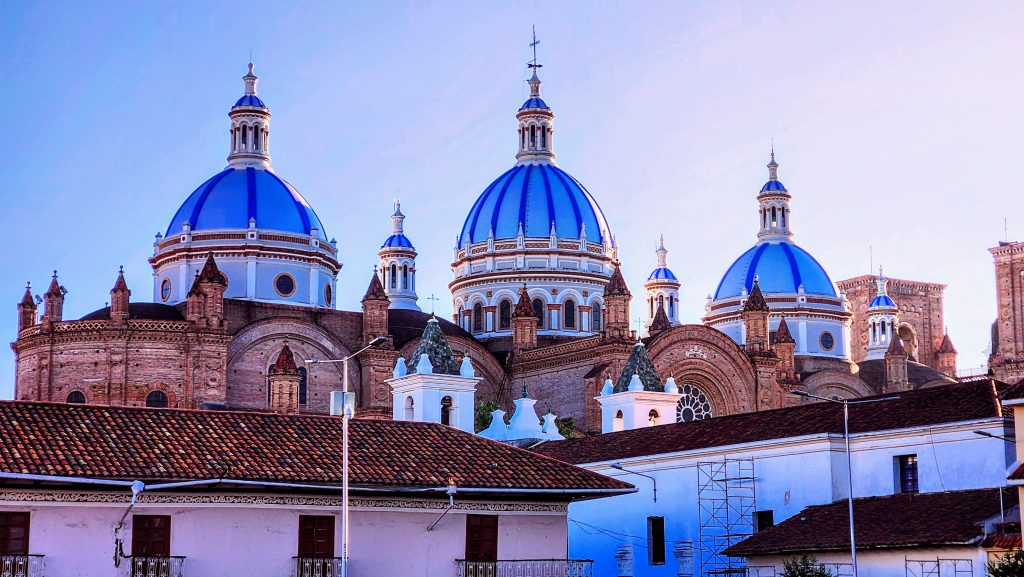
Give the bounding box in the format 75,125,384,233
124,556,185,577
0,555,44,577
455,559,594,577
293,557,344,577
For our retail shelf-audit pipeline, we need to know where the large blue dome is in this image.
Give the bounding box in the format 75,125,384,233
166,167,327,240
459,164,612,247
714,241,836,299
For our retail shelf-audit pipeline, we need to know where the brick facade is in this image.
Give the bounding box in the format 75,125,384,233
990,241,1024,383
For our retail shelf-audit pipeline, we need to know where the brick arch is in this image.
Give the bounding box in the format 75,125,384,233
802,369,876,400
646,324,758,416
227,319,354,412
397,335,507,406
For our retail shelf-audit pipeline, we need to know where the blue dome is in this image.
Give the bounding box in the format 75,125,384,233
381,234,414,249
166,167,327,240
233,95,267,109
869,294,895,308
459,163,612,247
760,180,788,193
714,241,837,300
519,97,549,111
648,267,678,281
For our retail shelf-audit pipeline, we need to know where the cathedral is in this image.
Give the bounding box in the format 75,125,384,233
17,51,1018,435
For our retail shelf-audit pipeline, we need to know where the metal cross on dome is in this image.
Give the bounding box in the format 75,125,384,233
528,25,542,71
426,294,440,317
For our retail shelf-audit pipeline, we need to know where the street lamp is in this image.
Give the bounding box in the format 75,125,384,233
789,391,898,577
306,335,388,577
610,463,657,503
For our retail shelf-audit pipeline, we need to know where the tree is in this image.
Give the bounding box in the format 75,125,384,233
781,555,833,577
556,416,575,438
475,400,499,432
988,549,1024,577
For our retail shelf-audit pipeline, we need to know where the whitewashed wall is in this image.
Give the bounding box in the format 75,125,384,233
747,547,989,577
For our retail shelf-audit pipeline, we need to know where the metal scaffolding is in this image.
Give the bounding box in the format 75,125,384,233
697,459,756,576
905,558,974,577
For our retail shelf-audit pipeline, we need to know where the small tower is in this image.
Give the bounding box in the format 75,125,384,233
227,63,272,168
41,271,64,329
645,235,681,330
757,150,793,241
935,330,958,377
648,301,672,336
109,267,131,325
378,200,420,310
773,315,797,382
742,278,771,352
865,268,899,361
268,343,302,414
185,254,227,330
361,268,391,346
511,285,538,352
388,318,480,433
17,282,36,333
603,263,632,341
884,329,910,391
596,342,682,433
516,31,555,166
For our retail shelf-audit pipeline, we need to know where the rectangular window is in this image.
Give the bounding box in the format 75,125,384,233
0,512,30,555
298,515,335,558
647,516,665,565
754,510,775,532
896,455,919,494
132,515,171,557
465,515,499,562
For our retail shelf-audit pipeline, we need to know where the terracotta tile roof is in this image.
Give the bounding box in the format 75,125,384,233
0,401,631,496
725,488,1018,556
534,381,1004,465
361,269,388,302
1008,461,1024,481
982,525,1021,549
937,332,958,354
1000,378,1024,402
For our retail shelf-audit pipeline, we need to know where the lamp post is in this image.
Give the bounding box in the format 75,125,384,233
307,335,388,577
610,462,657,502
789,391,897,577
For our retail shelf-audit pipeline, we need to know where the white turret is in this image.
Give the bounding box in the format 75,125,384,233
645,234,681,331
756,150,793,241
515,34,555,166
865,267,900,361
227,63,272,168
378,200,420,310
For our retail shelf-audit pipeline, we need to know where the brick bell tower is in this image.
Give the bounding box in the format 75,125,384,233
359,269,399,415
268,343,302,414
990,241,1024,383
603,263,632,341
17,282,37,334
511,285,538,353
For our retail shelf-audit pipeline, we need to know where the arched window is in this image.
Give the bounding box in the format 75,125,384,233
592,303,602,331
66,391,86,404
657,295,664,312
763,209,768,228
541,126,547,148
405,396,415,421
440,396,453,426
402,265,409,289
458,306,465,330
669,296,675,319
521,128,526,148
232,130,237,151
473,303,483,333
530,125,537,148
145,391,169,408
253,126,260,151
298,367,308,405
771,206,778,226
564,300,576,329
241,124,248,148
781,207,787,227
499,300,512,330
648,409,660,426
613,410,624,432
532,298,545,328
389,264,397,289
650,297,654,318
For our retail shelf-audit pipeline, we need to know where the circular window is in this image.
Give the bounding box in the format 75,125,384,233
819,331,835,351
324,283,333,306
274,273,296,297
676,383,713,423
160,279,172,301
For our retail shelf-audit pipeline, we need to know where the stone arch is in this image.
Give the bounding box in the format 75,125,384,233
802,370,875,400
646,324,758,417
227,319,354,413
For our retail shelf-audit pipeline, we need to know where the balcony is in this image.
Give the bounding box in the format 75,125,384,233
293,557,343,577
455,559,594,577
123,556,185,577
0,555,44,577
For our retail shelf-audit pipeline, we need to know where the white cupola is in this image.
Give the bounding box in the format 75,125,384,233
378,199,420,310
865,267,900,361
645,235,681,331
227,63,272,168
756,150,793,241
515,32,555,166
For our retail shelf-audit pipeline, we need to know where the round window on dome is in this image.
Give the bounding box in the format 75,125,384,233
819,331,835,351
275,273,296,298
324,283,333,307
160,279,172,302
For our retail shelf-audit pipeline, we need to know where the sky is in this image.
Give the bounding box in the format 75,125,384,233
1,1,1022,398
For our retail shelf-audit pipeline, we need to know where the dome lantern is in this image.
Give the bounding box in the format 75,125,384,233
515,28,555,166
757,149,792,241
228,63,272,168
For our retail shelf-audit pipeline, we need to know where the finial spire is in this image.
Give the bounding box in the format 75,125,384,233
767,147,779,180
527,26,543,97
655,235,668,268
243,62,258,96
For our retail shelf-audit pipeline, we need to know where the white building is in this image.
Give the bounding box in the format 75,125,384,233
534,380,1014,577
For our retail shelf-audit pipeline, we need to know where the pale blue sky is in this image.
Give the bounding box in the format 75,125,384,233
2,1,1022,398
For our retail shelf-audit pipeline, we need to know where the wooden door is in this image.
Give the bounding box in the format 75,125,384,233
0,512,29,555
298,515,335,558
465,515,499,562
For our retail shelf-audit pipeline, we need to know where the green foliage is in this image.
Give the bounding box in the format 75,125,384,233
988,549,1024,577
556,417,575,438
475,400,499,433
781,555,833,577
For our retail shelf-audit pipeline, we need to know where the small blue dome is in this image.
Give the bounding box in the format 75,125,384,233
233,95,267,109
381,234,414,249
459,163,612,247
519,97,549,111
166,167,327,240
760,180,788,193
714,241,836,299
869,294,895,308
648,267,678,281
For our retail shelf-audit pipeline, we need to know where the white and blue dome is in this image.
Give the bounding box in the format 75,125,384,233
381,233,414,249
519,97,549,111
714,242,836,299
869,293,895,308
458,164,612,247
760,179,787,193
233,94,267,109
648,267,677,281
166,167,328,240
